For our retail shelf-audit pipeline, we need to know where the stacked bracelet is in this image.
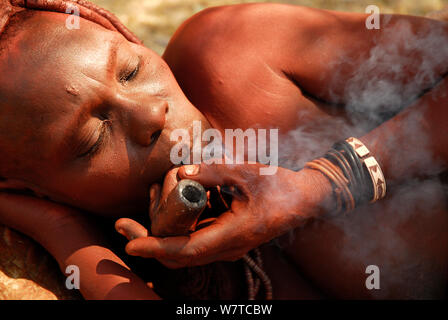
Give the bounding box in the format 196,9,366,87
305,137,386,214
345,137,386,203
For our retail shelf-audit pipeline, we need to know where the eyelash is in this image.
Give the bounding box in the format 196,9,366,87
120,64,139,83
80,120,111,159
80,60,139,158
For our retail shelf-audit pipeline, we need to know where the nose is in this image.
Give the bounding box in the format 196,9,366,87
115,95,168,147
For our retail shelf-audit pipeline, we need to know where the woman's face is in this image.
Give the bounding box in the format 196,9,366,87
0,12,210,216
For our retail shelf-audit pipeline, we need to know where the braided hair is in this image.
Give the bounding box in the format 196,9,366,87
0,0,142,46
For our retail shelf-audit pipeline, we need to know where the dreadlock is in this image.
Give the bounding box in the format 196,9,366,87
1,0,142,45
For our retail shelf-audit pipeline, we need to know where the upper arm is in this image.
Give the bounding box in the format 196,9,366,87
280,9,448,105
162,4,328,130
165,4,448,106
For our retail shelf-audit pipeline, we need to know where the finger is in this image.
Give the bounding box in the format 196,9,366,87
125,211,238,267
157,257,190,269
178,163,240,188
125,236,190,259
179,164,248,202
195,217,217,230
115,218,148,240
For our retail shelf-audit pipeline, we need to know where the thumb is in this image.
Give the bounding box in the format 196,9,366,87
115,218,148,240
178,163,240,188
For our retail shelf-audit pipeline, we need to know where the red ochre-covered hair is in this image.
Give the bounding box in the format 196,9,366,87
0,0,143,45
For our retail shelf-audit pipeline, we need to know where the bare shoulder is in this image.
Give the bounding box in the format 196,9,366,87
161,4,324,98
161,4,370,130
162,4,332,129
161,3,366,108
163,3,333,69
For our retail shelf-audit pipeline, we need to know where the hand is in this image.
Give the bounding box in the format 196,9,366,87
116,163,334,269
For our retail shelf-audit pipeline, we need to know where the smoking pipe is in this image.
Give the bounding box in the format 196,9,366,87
150,179,208,237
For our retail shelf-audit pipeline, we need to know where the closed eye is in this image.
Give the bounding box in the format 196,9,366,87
123,65,139,82
79,120,111,159
120,59,140,84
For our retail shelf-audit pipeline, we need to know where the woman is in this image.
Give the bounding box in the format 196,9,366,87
0,0,447,299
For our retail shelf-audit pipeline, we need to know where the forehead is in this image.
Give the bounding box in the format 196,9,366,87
0,11,122,158
1,11,119,96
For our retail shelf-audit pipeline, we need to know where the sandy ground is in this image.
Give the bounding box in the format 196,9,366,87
90,0,448,54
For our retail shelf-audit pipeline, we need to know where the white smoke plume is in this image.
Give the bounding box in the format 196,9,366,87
273,15,448,298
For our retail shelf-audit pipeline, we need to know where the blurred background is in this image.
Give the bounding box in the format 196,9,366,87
90,0,448,54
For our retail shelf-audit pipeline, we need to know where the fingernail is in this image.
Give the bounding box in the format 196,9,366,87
184,165,199,176
126,246,135,255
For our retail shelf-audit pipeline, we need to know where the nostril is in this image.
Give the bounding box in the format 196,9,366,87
150,130,162,145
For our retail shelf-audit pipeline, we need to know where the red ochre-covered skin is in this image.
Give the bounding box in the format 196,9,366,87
0,2,448,299
162,4,448,299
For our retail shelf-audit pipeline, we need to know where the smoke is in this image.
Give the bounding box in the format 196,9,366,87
328,178,446,299
341,17,448,129
275,16,448,298
279,108,361,170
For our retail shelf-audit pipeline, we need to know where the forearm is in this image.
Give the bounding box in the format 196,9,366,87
294,75,448,222
0,193,159,300
36,217,161,300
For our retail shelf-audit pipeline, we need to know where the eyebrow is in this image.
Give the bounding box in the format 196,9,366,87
106,38,120,77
